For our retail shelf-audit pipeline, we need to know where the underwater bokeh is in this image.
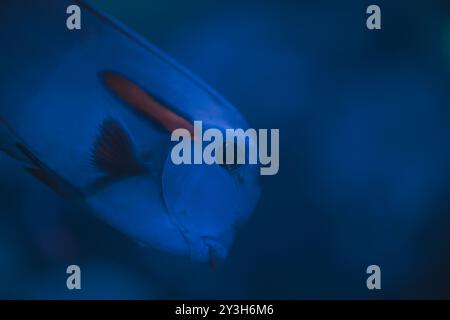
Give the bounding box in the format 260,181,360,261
1,0,450,298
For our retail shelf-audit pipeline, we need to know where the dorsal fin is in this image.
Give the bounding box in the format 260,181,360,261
91,117,143,177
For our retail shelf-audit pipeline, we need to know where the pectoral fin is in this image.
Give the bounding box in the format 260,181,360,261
90,117,144,177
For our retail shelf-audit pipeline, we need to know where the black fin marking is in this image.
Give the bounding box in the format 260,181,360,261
16,143,83,200
91,117,143,177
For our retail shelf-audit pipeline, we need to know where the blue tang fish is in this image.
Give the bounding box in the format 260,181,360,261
0,0,260,264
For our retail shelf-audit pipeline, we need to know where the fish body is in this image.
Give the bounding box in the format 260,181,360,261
0,0,260,262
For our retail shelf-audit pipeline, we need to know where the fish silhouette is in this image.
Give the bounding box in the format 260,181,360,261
0,0,260,264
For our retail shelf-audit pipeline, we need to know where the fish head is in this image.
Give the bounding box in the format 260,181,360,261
99,71,261,263
162,126,261,263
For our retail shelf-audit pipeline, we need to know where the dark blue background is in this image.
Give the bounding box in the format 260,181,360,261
1,0,450,298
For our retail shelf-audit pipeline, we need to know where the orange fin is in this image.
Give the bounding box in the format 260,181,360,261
101,71,195,136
